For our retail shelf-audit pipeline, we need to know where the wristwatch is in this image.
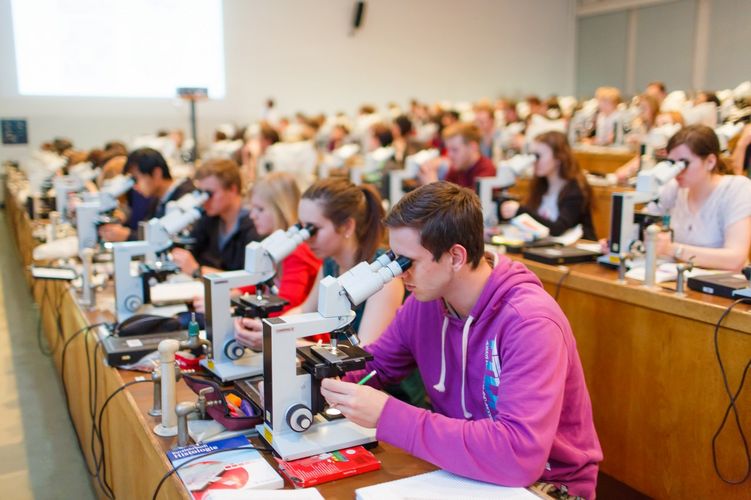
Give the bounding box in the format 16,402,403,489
192,266,203,279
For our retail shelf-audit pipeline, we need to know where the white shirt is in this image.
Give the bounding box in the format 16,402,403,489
655,175,751,248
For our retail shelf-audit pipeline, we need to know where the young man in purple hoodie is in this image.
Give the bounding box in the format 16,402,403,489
321,181,602,499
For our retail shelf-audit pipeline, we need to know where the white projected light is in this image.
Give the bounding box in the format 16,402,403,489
11,0,225,98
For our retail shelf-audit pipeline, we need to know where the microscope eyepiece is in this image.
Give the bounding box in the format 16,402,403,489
395,255,412,272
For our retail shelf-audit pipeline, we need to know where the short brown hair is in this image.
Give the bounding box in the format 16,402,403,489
667,124,727,174
442,122,482,145
302,178,385,263
385,181,485,268
195,158,243,192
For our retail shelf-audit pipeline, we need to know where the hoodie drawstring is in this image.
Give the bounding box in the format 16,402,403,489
460,315,474,419
432,316,449,393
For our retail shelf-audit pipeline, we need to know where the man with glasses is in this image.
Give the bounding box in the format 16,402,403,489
171,158,260,276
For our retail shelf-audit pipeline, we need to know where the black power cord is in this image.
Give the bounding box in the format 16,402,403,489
59,322,113,496
554,266,572,302
711,297,751,485
94,379,152,499
151,444,274,500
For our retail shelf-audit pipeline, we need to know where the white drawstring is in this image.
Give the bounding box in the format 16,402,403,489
432,316,449,393
460,315,475,419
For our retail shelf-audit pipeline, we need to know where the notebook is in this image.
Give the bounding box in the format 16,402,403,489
355,470,538,500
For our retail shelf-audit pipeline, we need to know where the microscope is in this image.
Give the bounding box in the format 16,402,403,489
112,190,208,322
598,159,686,267
74,175,135,251
350,146,395,185
201,223,317,381
476,153,537,227
257,251,411,460
319,143,361,179
386,148,440,206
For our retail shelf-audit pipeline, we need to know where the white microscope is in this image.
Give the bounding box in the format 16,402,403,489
74,174,135,252
476,153,537,226
112,190,208,322
598,159,686,267
200,223,317,382
386,148,440,206
349,146,395,185
257,251,411,460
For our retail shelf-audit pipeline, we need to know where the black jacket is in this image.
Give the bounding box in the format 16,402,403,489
515,180,596,241
189,209,260,271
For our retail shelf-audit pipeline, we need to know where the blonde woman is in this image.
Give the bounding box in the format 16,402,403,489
238,171,321,310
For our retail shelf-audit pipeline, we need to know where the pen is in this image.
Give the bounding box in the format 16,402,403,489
357,369,377,385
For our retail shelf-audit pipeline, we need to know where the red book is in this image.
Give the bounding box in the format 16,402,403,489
275,446,381,488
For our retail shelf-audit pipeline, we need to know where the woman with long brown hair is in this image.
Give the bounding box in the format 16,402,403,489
500,131,596,240
235,177,404,347
652,125,751,271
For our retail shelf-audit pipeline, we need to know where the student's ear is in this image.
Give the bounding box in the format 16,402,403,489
340,217,356,239
447,244,468,270
705,154,717,172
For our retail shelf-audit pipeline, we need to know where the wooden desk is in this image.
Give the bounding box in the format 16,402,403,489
512,256,751,499
573,147,636,175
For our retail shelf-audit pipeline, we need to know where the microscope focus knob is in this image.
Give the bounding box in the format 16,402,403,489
124,295,143,312
286,404,313,433
224,340,246,361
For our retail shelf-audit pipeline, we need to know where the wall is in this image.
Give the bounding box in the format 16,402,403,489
576,0,751,99
0,0,577,162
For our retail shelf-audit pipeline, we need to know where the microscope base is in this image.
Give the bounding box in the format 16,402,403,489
153,423,177,437
201,352,263,382
257,419,376,461
597,253,622,269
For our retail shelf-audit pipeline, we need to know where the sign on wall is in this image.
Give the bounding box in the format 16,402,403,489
1,119,28,145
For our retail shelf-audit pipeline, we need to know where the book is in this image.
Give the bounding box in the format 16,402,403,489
355,469,538,499
203,489,324,500
166,435,283,500
275,446,381,488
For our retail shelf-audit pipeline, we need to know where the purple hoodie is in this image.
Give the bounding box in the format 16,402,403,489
355,255,602,498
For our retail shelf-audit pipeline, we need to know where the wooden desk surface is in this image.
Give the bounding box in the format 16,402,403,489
506,253,751,499
573,147,636,175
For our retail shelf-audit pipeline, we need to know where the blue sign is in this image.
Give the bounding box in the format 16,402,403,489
1,119,28,145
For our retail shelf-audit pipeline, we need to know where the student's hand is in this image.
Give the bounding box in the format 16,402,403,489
500,200,520,220
171,247,199,275
192,295,205,314
417,157,442,185
320,378,389,429
598,238,609,254
234,316,263,351
655,231,674,258
98,223,130,242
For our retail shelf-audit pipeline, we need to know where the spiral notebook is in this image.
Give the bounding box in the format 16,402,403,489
355,470,538,500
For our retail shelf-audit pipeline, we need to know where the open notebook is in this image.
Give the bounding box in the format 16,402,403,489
355,470,538,500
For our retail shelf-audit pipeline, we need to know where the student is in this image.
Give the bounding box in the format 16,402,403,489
500,131,596,240
236,172,321,312
419,122,496,189
172,158,260,275
98,147,194,242
320,182,602,498
584,86,623,146
652,125,751,271
234,178,404,349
